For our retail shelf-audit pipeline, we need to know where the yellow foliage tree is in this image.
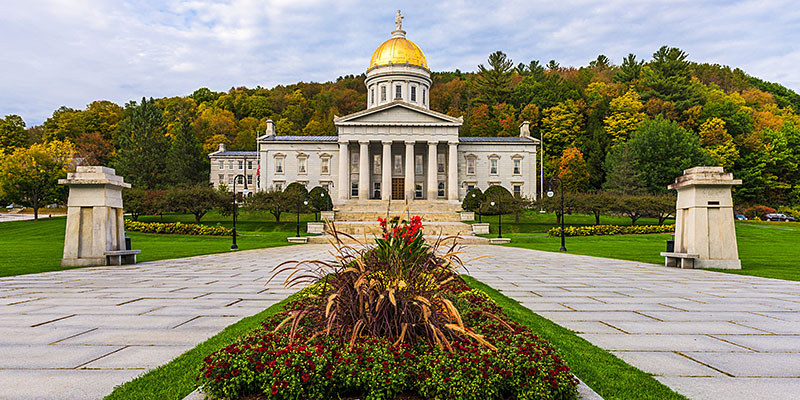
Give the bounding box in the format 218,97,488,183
541,99,584,156
604,88,645,147
0,140,74,219
557,146,590,192
698,117,738,169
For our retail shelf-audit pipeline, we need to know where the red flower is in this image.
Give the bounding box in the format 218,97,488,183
301,372,310,383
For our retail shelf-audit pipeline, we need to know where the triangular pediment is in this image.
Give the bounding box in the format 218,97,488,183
335,101,462,125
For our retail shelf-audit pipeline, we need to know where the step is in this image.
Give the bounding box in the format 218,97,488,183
327,221,473,236
335,200,462,213
306,234,490,245
334,210,462,222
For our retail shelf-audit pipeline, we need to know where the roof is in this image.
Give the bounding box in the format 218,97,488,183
257,135,339,142
209,151,258,157
335,100,462,125
459,136,540,144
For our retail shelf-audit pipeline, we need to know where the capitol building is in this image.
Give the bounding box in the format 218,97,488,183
209,14,540,205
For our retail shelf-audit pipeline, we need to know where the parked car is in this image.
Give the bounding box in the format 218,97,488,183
735,214,747,221
764,213,796,222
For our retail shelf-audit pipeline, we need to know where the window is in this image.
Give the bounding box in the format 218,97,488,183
513,159,521,175
229,160,234,170
298,156,307,174
370,88,375,105
228,174,234,184
438,182,445,197
321,157,330,174
351,154,359,173
321,182,330,192
393,154,403,174
423,88,427,105
467,184,475,192
248,160,253,170
373,182,381,199
218,174,224,184
275,157,284,174
373,154,381,174
218,160,224,170
274,182,283,191
489,158,498,175
380,86,387,102
437,153,445,174
411,86,417,102
415,183,423,199
415,154,423,175
351,183,359,197
238,160,243,169
513,185,522,197
466,158,476,175
395,85,402,99
247,175,253,185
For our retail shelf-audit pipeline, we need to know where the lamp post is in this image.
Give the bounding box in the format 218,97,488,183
296,198,308,237
231,174,249,250
547,176,566,252
490,199,502,238
472,192,482,223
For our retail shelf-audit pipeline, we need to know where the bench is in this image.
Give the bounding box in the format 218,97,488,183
660,252,699,269
105,250,141,266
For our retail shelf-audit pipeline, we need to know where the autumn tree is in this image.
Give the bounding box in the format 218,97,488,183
0,115,27,151
468,104,495,137
166,183,225,223
541,99,584,157
74,131,114,166
698,117,738,169
0,141,74,219
557,147,590,192
604,88,646,147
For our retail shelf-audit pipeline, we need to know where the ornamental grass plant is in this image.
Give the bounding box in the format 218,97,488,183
199,211,578,399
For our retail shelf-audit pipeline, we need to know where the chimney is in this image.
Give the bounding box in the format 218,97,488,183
218,143,226,152
265,119,276,137
519,121,531,138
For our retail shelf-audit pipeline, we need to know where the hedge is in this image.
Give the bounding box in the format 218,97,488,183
124,220,232,236
547,224,675,237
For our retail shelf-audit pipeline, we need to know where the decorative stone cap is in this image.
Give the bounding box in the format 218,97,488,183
59,166,131,189
668,166,742,190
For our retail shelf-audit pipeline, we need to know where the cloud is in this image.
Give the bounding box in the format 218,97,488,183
1,0,799,125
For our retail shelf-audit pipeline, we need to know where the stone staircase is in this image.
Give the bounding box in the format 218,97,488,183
306,200,487,244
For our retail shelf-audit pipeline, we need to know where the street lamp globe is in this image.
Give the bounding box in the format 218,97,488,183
242,188,249,196
303,200,309,206
547,190,554,198
490,201,495,207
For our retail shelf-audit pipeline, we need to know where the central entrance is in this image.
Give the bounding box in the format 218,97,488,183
391,178,404,200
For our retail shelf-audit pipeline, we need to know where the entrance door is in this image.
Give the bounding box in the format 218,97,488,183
391,178,404,200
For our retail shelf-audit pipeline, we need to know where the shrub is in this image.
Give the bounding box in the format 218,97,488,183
462,188,484,212
741,205,776,219
124,220,232,236
548,224,675,237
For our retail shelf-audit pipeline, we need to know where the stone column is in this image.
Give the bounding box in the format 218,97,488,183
382,141,392,200
359,141,369,200
427,141,438,200
405,141,415,201
338,141,349,202
447,141,458,201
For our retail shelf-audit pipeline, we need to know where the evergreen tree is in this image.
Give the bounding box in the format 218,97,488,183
475,51,514,105
166,116,209,185
114,97,169,189
613,53,643,83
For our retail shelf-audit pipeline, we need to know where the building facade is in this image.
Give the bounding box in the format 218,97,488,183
209,15,540,204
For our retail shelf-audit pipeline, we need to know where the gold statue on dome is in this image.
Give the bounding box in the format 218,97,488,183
395,10,403,30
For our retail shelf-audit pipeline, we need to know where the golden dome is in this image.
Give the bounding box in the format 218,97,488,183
369,36,428,70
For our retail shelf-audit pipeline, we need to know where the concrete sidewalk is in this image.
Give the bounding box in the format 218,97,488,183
465,245,800,400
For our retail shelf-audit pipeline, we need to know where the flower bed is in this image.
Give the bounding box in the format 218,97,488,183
199,216,577,400
548,224,675,237
124,220,232,236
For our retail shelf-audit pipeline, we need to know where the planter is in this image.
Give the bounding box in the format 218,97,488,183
307,222,325,234
489,237,511,244
460,211,475,221
472,223,490,235
287,237,309,243
320,211,335,221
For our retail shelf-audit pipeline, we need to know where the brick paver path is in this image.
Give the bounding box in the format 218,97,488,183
2,244,798,399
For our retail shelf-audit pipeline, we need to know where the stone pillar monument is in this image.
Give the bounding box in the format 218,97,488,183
60,166,139,267
663,167,742,269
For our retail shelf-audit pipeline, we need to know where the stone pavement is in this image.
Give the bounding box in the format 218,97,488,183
0,245,325,400
465,245,800,400
2,243,799,399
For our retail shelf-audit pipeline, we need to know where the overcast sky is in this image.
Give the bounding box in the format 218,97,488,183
2,0,799,125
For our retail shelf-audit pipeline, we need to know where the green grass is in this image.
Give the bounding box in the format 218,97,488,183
136,209,322,233
498,221,800,281
104,291,298,400
0,212,310,277
462,275,687,400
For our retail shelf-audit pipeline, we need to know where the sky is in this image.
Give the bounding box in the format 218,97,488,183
2,0,800,126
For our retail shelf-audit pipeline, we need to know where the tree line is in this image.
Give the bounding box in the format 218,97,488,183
2,45,800,214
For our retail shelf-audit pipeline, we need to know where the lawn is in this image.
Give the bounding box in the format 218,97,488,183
496,221,800,281
471,209,672,233
0,211,318,277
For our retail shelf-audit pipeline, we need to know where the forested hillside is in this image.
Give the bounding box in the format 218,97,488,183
1,45,799,209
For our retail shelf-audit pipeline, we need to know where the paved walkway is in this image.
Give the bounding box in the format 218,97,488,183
1,244,799,399
466,246,800,400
